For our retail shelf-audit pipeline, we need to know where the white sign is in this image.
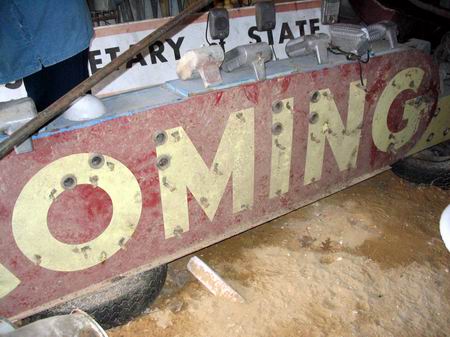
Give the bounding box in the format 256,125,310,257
0,1,325,102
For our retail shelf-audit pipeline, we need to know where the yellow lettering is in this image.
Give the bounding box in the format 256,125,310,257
372,67,428,152
409,94,450,155
270,98,294,198
157,108,254,238
12,154,142,272
0,264,20,299
304,81,366,184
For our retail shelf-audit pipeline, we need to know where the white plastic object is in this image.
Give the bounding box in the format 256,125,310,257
187,256,245,303
176,45,224,88
0,310,108,337
62,94,106,121
440,204,450,252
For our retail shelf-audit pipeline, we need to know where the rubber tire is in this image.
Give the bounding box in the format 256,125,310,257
29,264,167,329
392,141,450,190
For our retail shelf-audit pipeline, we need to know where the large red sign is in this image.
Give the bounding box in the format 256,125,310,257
0,49,442,319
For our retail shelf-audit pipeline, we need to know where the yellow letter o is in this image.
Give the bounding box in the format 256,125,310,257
12,153,142,272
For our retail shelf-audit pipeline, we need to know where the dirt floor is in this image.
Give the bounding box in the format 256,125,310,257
108,171,450,337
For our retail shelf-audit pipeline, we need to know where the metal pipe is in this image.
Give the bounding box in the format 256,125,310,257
0,0,212,160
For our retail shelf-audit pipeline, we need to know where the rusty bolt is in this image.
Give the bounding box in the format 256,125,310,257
89,153,105,169
272,100,283,113
426,133,434,142
156,155,171,170
61,174,77,190
153,130,167,145
414,96,423,106
173,225,183,238
272,122,283,135
311,91,320,103
387,143,396,154
434,107,440,117
309,111,319,124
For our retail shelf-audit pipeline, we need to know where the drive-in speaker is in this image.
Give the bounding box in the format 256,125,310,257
208,8,229,40
255,0,276,31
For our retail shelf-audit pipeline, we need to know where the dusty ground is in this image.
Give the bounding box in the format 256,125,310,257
109,171,450,337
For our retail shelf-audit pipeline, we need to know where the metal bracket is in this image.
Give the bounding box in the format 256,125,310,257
251,55,267,80
0,98,37,154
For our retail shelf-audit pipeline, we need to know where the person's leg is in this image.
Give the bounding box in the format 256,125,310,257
22,66,48,112
23,48,90,112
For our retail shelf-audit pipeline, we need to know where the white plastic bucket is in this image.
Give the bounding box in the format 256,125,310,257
440,204,450,252
62,94,106,121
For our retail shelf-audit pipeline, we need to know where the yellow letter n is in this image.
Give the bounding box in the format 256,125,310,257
304,81,366,185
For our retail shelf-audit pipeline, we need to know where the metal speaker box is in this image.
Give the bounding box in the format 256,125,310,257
321,0,340,25
255,1,276,31
208,8,229,40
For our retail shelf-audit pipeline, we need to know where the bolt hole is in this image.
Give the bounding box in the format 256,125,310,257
173,226,183,238
61,175,77,190
309,112,319,124
272,122,283,135
444,128,449,136
89,154,104,169
153,131,167,145
426,133,434,142
311,91,320,103
156,155,171,170
272,101,283,113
